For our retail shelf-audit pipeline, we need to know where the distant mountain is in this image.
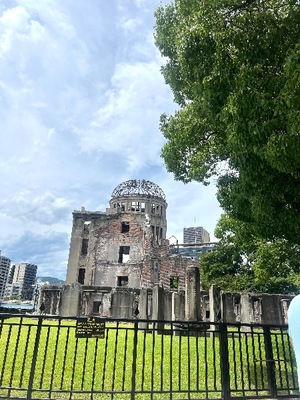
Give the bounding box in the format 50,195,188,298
37,276,64,285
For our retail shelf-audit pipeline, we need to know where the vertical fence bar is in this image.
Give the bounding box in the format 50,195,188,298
9,317,23,391
257,331,266,388
38,325,50,389
141,327,147,391
60,326,71,390
49,320,62,394
195,326,200,391
263,326,277,398
27,317,43,400
151,323,156,399
19,322,32,388
131,321,138,400
0,322,12,385
122,328,129,392
231,329,238,390
212,328,218,391
91,336,99,398
169,322,173,399
69,334,79,399
111,321,119,392
204,324,208,393
219,323,230,400
251,327,259,397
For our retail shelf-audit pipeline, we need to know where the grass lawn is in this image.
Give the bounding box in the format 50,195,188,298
0,317,296,399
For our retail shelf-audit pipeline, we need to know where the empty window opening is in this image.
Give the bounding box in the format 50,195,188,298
170,276,179,290
160,227,163,238
152,260,160,283
134,301,139,316
233,296,241,321
252,298,262,323
93,301,101,314
156,204,160,214
118,246,130,263
121,202,126,211
78,268,85,284
117,276,128,287
131,201,140,211
81,239,89,256
153,261,159,272
156,227,160,244
131,201,145,212
121,221,130,233
151,204,156,214
83,221,90,233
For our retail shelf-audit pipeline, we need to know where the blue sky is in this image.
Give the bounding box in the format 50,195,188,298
0,0,222,280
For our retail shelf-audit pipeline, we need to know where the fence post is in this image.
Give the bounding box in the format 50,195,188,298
219,323,230,400
27,317,43,400
131,321,138,400
263,326,277,398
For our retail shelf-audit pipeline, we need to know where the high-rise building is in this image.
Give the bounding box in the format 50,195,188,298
183,226,210,244
8,263,37,300
0,254,11,299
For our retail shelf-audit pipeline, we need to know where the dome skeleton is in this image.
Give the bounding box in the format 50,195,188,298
111,179,166,201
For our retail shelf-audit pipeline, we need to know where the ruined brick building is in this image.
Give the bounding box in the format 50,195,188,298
40,180,199,317
39,179,293,325
66,179,172,289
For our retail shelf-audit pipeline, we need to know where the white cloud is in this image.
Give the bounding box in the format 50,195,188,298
0,0,222,280
1,230,69,279
78,59,175,174
0,191,72,225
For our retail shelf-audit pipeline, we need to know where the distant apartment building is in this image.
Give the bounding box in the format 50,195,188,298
6,263,37,300
183,226,210,244
6,264,15,285
0,254,11,299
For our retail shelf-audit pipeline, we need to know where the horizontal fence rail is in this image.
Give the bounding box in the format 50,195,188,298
0,314,298,400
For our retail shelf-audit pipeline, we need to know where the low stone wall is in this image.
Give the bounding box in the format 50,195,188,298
39,283,294,325
220,290,293,325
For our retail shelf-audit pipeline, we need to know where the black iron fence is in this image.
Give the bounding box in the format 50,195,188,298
0,314,298,400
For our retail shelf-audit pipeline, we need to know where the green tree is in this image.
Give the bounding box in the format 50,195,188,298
201,214,300,294
155,0,300,242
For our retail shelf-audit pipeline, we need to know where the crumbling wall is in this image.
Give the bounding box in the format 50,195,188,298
65,211,106,285
92,212,155,289
39,282,295,325
38,285,61,315
59,283,81,316
111,289,138,318
221,292,242,323
200,291,209,321
185,266,201,321
220,291,294,325
39,283,81,316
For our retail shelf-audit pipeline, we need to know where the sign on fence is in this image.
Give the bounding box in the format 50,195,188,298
75,317,105,338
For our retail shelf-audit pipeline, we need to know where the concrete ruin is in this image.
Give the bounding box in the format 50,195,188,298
39,179,199,317
39,179,294,325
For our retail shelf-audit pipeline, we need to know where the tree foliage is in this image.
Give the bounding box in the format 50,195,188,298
155,0,300,242
201,214,300,294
